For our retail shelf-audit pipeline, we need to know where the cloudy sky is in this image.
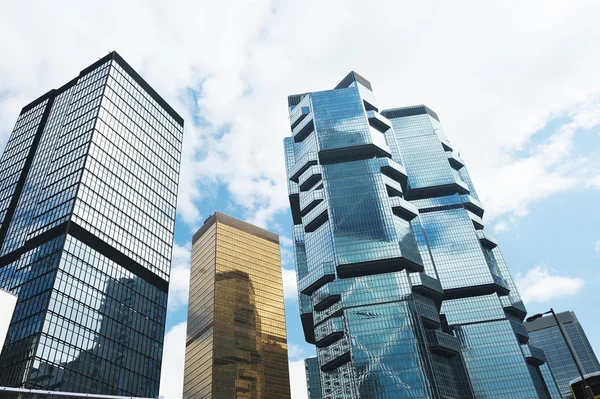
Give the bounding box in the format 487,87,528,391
1,1,600,398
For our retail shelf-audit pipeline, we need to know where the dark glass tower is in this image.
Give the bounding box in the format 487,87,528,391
305,357,323,399
0,52,183,396
525,311,600,398
284,72,561,398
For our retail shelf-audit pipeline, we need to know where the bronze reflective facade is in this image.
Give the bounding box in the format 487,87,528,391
184,212,291,398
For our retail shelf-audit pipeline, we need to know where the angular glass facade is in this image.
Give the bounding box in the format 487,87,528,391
0,52,183,396
184,212,291,398
284,72,561,398
525,311,600,398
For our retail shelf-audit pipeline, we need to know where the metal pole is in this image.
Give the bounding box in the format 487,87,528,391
549,308,594,399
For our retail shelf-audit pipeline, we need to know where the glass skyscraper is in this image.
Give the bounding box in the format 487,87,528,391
306,357,323,399
525,311,600,398
184,212,291,398
284,71,561,398
0,52,183,396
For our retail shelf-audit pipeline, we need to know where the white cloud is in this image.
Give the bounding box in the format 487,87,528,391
282,267,298,301
2,1,600,229
476,98,600,221
168,242,191,312
515,266,584,304
280,236,294,248
159,322,187,399
493,221,509,234
287,343,305,360
289,359,309,399
595,240,600,253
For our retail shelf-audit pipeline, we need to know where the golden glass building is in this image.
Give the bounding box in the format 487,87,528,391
183,212,291,398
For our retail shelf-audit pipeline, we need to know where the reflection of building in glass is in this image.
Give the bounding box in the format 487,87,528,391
305,357,322,399
284,72,561,398
525,311,600,398
184,212,291,398
0,52,183,397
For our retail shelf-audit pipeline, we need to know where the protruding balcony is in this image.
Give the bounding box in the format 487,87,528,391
405,178,470,200
414,295,441,328
426,330,461,357
290,106,310,130
292,112,315,143
445,273,509,299
510,320,529,344
313,282,341,311
299,262,336,296
299,165,322,192
366,110,392,133
319,336,351,372
288,153,317,183
299,189,324,217
337,254,423,279
468,211,484,230
411,273,444,300
382,174,403,197
491,273,510,296
318,125,391,164
378,157,408,191
314,316,344,348
389,196,419,221
303,200,329,233
476,230,498,249
288,182,301,224
521,344,547,366
460,194,484,218
447,151,465,170
299,293,315,344
314,300,343,326
500,296,527,320
441,138,453,152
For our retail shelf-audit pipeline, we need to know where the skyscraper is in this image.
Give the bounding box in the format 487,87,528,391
184,212,291,398
284,72,561,398
0,52,183,396
525,311,600,398
305,357,323,399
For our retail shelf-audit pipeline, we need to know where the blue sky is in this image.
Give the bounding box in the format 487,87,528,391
0,1,599,398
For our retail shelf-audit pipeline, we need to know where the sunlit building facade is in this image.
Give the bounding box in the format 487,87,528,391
284,72,561,398
184,212,291,398
0,52,183,396
525,311,600,398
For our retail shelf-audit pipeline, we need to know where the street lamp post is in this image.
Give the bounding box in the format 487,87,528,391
526,308,595,399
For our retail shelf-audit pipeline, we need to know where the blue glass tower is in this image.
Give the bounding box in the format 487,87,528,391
284,72,561,398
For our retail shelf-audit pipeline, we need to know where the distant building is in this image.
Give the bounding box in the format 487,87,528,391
305,357,322,399
0,51,183,396
526,311,600,398
183,212,291,398
0,289,17,349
